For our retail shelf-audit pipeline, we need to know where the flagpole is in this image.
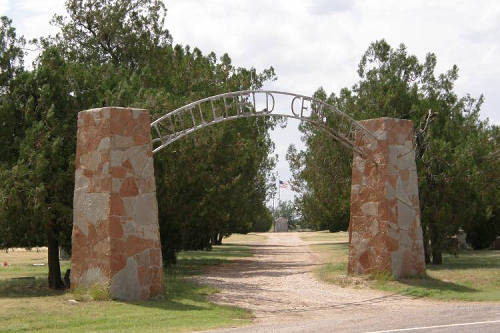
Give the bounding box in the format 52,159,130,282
276,172,280,232
272,191,275,215
272,174,275,232
277,171,280,207
278,182,281,207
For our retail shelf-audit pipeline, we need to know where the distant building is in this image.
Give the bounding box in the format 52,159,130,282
275,217,288,232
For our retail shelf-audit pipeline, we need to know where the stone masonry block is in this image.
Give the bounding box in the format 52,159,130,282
348,118,425,278
71,107,163,300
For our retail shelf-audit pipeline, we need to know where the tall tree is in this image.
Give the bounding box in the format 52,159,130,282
1,0,278,287
0,16,26,166
1,44,79,289
53,0,172,69
289,40,499,264
287,88,352,232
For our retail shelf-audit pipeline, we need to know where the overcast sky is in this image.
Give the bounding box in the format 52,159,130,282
1,0,499,202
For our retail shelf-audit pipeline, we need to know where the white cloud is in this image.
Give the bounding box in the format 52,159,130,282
166,0,500,201
6,0,64,41
0,0,9,14
5,0,500,202
308,0,353,15
168,0,499,120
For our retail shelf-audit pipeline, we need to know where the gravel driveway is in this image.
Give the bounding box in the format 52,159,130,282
197,232,500,333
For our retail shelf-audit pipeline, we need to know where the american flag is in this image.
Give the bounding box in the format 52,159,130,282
279,180,288,189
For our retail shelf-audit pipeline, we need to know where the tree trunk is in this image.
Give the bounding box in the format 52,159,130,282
216,233,223,245
429,218,443,265
205,235,212,250
47,231,64,290
425,249,431,264
431,249,442,265
423,229,431,264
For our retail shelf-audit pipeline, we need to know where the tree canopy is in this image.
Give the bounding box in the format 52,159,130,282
288,40,499,263
0,0,276,288
1,2,498,293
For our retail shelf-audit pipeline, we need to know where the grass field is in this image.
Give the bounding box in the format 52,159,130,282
0,233,264,332
301,231,500,302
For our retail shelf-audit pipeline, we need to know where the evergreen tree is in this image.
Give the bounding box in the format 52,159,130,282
289,40,499,263
0,0,277,287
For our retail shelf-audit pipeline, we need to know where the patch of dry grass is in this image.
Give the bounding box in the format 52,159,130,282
300,230,349,244
0,243,255,332
301,232,365,288
224,232,268,244
0,248,70,284
1,247,48,265
302,231,500,301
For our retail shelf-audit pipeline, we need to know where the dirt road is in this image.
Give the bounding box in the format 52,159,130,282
197,232,500,333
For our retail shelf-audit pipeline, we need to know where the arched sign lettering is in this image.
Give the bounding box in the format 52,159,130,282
150,90,377,155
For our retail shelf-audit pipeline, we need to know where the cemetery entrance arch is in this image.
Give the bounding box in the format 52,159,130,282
70,90,425,300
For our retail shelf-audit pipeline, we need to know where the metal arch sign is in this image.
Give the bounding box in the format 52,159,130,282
150,90,377,155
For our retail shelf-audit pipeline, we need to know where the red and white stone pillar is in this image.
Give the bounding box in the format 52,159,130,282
71,107,163,300
348,117,425,278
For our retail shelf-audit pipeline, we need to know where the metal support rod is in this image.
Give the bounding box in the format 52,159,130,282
198,104,205,123
189,108,196,127
150,90,378,157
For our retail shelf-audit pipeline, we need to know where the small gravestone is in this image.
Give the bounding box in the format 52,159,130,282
456,228,471,250
275,217,288,232
59,248,70,260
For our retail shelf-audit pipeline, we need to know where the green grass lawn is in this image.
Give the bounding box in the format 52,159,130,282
0,234,264,333
302,231,500,302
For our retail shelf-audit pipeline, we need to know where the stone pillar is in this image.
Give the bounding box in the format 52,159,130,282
348,117,425,278
71,107,163,300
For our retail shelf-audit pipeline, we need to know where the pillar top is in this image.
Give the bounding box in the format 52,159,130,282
80,106,148,113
